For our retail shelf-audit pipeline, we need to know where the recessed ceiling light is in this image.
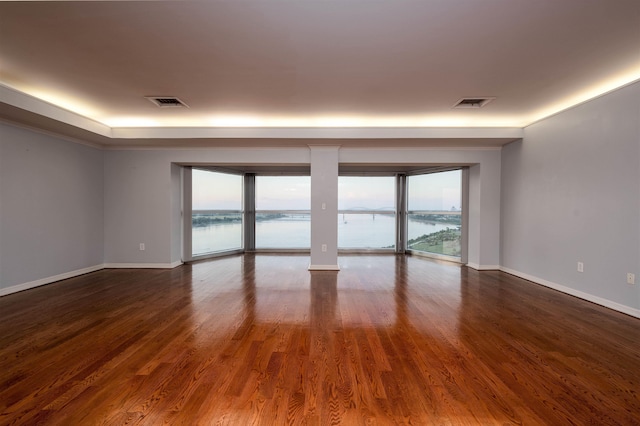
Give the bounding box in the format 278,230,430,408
145,96,189,108
453,97,496,109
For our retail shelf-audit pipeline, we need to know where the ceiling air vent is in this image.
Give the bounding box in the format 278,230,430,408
453,97,495,109
145,96,189,108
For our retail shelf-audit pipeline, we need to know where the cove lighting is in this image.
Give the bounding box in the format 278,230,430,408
202,114,521,128
107,114,522,128
525,63,640,126
3,65,640,131
104,117,163,127
20,87,102,119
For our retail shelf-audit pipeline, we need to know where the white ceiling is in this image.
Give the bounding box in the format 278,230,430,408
1,0,639,147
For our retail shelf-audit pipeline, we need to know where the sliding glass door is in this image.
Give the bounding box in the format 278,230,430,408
191,169,243,256
407,170,462,258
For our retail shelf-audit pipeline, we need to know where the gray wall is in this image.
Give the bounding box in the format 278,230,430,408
0,122,104,291
170,163,182,265
103,150,175,265
501,81,640,312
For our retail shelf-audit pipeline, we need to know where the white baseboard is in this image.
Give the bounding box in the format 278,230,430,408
0,261,184,297
308,264,341,271
466,263,500,271
0,264,105,297
104,261,183,269
500,266,640,319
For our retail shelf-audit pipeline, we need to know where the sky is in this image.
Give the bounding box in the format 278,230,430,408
407,170,461,211
338,176,395,210
192,169,243,210
192,169,461,211
257,176,311,210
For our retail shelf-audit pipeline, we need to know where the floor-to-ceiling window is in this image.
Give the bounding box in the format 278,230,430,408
338,176,396,249
192,169,243,256
406,170,462,258
255,176,311,249
186,167,464,260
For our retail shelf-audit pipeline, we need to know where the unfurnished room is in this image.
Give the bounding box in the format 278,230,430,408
0,1,639,424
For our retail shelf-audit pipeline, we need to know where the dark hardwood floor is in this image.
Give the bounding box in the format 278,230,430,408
1,254,639,425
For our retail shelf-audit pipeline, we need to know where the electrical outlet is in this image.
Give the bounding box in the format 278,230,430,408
139,243,145,251
628,273,635,285
577,262,584,272
321,244,327,252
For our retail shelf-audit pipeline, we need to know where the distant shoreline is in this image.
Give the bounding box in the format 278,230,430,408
192,212,460,227
192,212,461,256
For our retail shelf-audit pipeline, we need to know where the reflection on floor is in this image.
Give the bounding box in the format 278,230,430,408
1,254,639,424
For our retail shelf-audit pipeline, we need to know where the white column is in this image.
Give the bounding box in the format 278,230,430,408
308,146,340,270
182,166,193,262
466,161,501,270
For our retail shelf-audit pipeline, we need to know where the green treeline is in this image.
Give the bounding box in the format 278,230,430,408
192,215,241,227
410,213,461,226
192,213,286,228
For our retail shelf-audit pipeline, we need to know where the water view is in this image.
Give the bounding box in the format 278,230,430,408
191,170,463,258
192,213,461,257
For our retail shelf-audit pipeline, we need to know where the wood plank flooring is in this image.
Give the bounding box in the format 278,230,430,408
1,254,639,425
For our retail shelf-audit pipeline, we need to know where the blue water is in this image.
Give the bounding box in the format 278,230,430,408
192,214,457,255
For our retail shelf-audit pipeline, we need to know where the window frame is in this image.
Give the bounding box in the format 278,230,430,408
254,174,311,251
181,165,468,263
337,174,397,252
404,167,467,263
184,167,245,261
